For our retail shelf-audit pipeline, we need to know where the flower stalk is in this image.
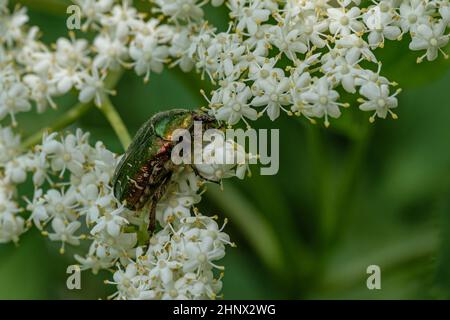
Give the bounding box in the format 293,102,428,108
22,101,92,149
98,95,132,150
21,70,125,149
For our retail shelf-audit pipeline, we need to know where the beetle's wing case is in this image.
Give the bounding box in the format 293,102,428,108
112,116,156,204
111,109,192,208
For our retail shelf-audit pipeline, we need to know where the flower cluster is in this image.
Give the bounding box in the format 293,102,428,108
0,0,448,300
160,0,449,126
0,0,172,125
0,0,251,299
2,0,447,128
109,168,233,299
0,125,244,298
0,125,26,243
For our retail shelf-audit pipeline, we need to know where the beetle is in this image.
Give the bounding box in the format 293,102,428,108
112,109,219,232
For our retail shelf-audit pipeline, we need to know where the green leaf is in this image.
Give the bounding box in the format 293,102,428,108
0,231,53,299
206,183,285,277
378,40,450,89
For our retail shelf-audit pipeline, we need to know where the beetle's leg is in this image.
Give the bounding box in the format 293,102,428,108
147,172,172,233
192,113,216,124
148,201,156,233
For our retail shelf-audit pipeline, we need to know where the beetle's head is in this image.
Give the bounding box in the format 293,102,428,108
153,109,221,140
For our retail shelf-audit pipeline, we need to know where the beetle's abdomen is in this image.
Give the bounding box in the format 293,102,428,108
120,162,152,210
112,134,173,210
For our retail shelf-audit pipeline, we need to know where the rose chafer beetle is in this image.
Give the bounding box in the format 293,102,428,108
112,109,219,232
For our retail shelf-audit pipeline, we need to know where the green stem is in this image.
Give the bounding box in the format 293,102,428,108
332,123,371,241
206,183,285,277
22,101,92,149
99,95,132,150
305,118,372,248
22,70,124,149
305,125,331,246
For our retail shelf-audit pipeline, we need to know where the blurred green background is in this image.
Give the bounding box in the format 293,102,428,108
2,0,450,299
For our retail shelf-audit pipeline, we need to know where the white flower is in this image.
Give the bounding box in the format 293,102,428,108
43,188,79,221
156,192,199,226
248,57,278,81
181,235,225,273
93,34,129,71
325,54,362,94
358,82,400,122
129,36,169,82
169,29,195,72
78,67,112,106
195,135,249,181
289,70,312,116
0,197,25,244
297,14,329,49
399,0,429,33
48,218,82,253
302,77,344,127
25,189,49,229
0,6,28,46
0,81,31,125
4,159,27,184
55,37,91,69
268,24,307,60
409,22,449,62
101,0,140,40
216,36,247,79
90,206,128,237
213,82,258,125
23,74,57,112
440,3,450,27
327,6,363,36
75,253,114,274
251,69,291,120
363,4,402,48
154,0,205,22
26,152,51,186
148,257,181,284
43,133,86,176
335,35,377,62
228,0,271,35
0,125,21,164
74,0,114,30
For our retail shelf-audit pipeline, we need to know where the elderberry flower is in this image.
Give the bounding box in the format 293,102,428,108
409,22,449,62
129,36,170,82
302,77,345,128
153,0,206,23
1,0,449,302
48,218,82,254
358,82,400,122
158,0,448,127
0,125,21,164
0,121,242,300
251,69,291,120
0,80,31,126
212,82,258,125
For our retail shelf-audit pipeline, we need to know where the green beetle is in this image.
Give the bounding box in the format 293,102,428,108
112,109,219,232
